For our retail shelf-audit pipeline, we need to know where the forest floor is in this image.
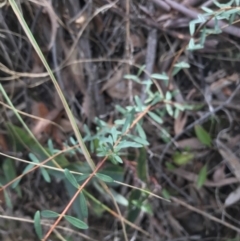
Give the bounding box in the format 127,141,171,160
1,1,240,241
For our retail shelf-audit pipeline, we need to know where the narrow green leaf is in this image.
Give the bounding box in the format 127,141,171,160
128,134,149,146
124,74,141,83
162,189,171,200
166,91,172,100
122,109,135,133
41,210,59,218
136,122,147,140
95,173,114,183
2,158,21,196
173,152,194,165
64,215,88,229
34,211,42,239
29,153,39,163
174,62,190,69
148,111,163,124
77,174,90,182
47,139,54,154
3,189,12,209
113,155,123,164
194,125,212,147
166,104,174,116
110,126,119,143
116,141,143,149
137,148,148,182
29,153,51,183
137,64,146,76
12,163,34,188
134,95,144,111
40,167,51,183
151,73,169,80
197,165,207,189
111,189,128,206
64,169,79,188
79,192,88,218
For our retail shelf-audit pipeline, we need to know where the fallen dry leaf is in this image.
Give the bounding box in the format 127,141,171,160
210,73,239,94
101,67,124,92
217,139,240,182
31,102,62,140
82,94,96,120
225,186,240,207
176,137,204,150
101,67,130,99
0,133,8,151
38,0,59,50
170,168,238,187
174,111,187,135
213,164,225,183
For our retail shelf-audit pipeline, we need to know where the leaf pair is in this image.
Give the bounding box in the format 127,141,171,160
34,210,89,239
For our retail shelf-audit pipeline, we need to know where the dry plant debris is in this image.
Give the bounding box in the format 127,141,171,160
1,0,240,240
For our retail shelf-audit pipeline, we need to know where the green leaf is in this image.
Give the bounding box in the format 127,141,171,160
127,190,141,224
113,155,123,164
6,123,35,151
47,139,54,154
12,163,34,188
148,111,163,124
174,62,190,69
122,109,135,133
111,189,129,206
110,126,119,143
137,64,146,76
41,210,59,218
3,189,12,209
128,134,149,146
165,162,176,171
100,165,124,184
95,173,114,183
34,211,42,239
2,158,21,196
197,165,207,189
151,73,169,80
77,174,90,182
64,215,88,229
124,74,141,84
166,91,172,100
162,189,171,200
136,122,147,140
79,192,88,218
166,104,174,116
134,95,144,111
116,141,143,150
137,148,148,182
64,169,79,188
29,153,51,183
173,152,194,165
194,125,212,147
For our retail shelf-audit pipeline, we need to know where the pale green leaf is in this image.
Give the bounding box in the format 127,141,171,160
12,163,34,188
77,174,90,182
79,192,88,218
34,211,42,239
41,210,59,218
116,141,143,149
194,125,212,147
64,215,88,229
64,169,79,188
197,165,207,189
173,152,194,165
137,148,147,182
95,173,114,183
148,111,163,124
